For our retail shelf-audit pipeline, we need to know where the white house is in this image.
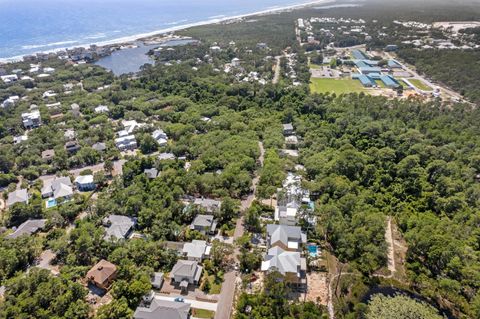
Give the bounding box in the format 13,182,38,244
22,110,41,129
1,96,20,108
1,74,18,84
152,129,168,146
75,175,95,191
121,120,144,134
95,105,109,113
115,130,137,151
41,176,73,200
182,240,211,261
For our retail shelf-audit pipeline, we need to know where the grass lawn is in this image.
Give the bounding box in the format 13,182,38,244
192,308,215,319
375,80,386,88
309,63,323,69
409,79,432,91
205,274,222,294
310,78,367,94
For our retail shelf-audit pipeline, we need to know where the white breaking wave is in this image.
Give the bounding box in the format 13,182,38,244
22,40,78,50
84,33,107,40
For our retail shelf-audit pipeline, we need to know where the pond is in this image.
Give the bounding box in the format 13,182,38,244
95,39,197,76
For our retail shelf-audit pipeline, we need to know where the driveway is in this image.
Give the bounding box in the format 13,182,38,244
155,295,218,312
215,141,264,319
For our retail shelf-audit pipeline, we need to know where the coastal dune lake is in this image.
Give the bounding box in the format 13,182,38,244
0,0,327,60
95,39,197,75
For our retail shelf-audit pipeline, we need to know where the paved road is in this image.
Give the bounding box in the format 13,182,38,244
215,141,264,319
273,56,282,84
38,159,126,183
385,52,468,103
155,295,218,312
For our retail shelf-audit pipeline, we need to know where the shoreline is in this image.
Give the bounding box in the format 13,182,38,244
0,0,333,64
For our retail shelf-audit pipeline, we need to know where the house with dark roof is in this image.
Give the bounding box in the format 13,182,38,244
86,259,117,290
170,260,203,292
6,189,29,207
133,298,190,319
65,140,81,153
6,219,47,239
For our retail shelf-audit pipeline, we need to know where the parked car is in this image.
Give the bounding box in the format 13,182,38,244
174,297,184,302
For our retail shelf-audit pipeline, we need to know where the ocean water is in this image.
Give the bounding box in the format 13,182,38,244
0,0,323,59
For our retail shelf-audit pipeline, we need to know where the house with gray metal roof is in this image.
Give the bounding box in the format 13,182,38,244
6,219,47,239
261,246,306,289
41,176,73,200
103,214,136,240
6,189,29,207
170,260,203,292
190,214,217,235
182,240,211,261
133,298,190,319
151,272,164,290
193,198,221,213
144,168,158,179
266,224,306,251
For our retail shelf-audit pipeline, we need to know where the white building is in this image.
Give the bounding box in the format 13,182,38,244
1,96,20,108
22,110,41,129
121,120,144,134
0,74,18,84
95,105,109,113
152,129,168,146
115,130,137,151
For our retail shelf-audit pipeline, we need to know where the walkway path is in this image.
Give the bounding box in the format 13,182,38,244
273,56,282,84
385,216,395,275
215,141,264,319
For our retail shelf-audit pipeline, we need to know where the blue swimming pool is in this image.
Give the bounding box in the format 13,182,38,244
46,198,57,208
308,244,318,258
